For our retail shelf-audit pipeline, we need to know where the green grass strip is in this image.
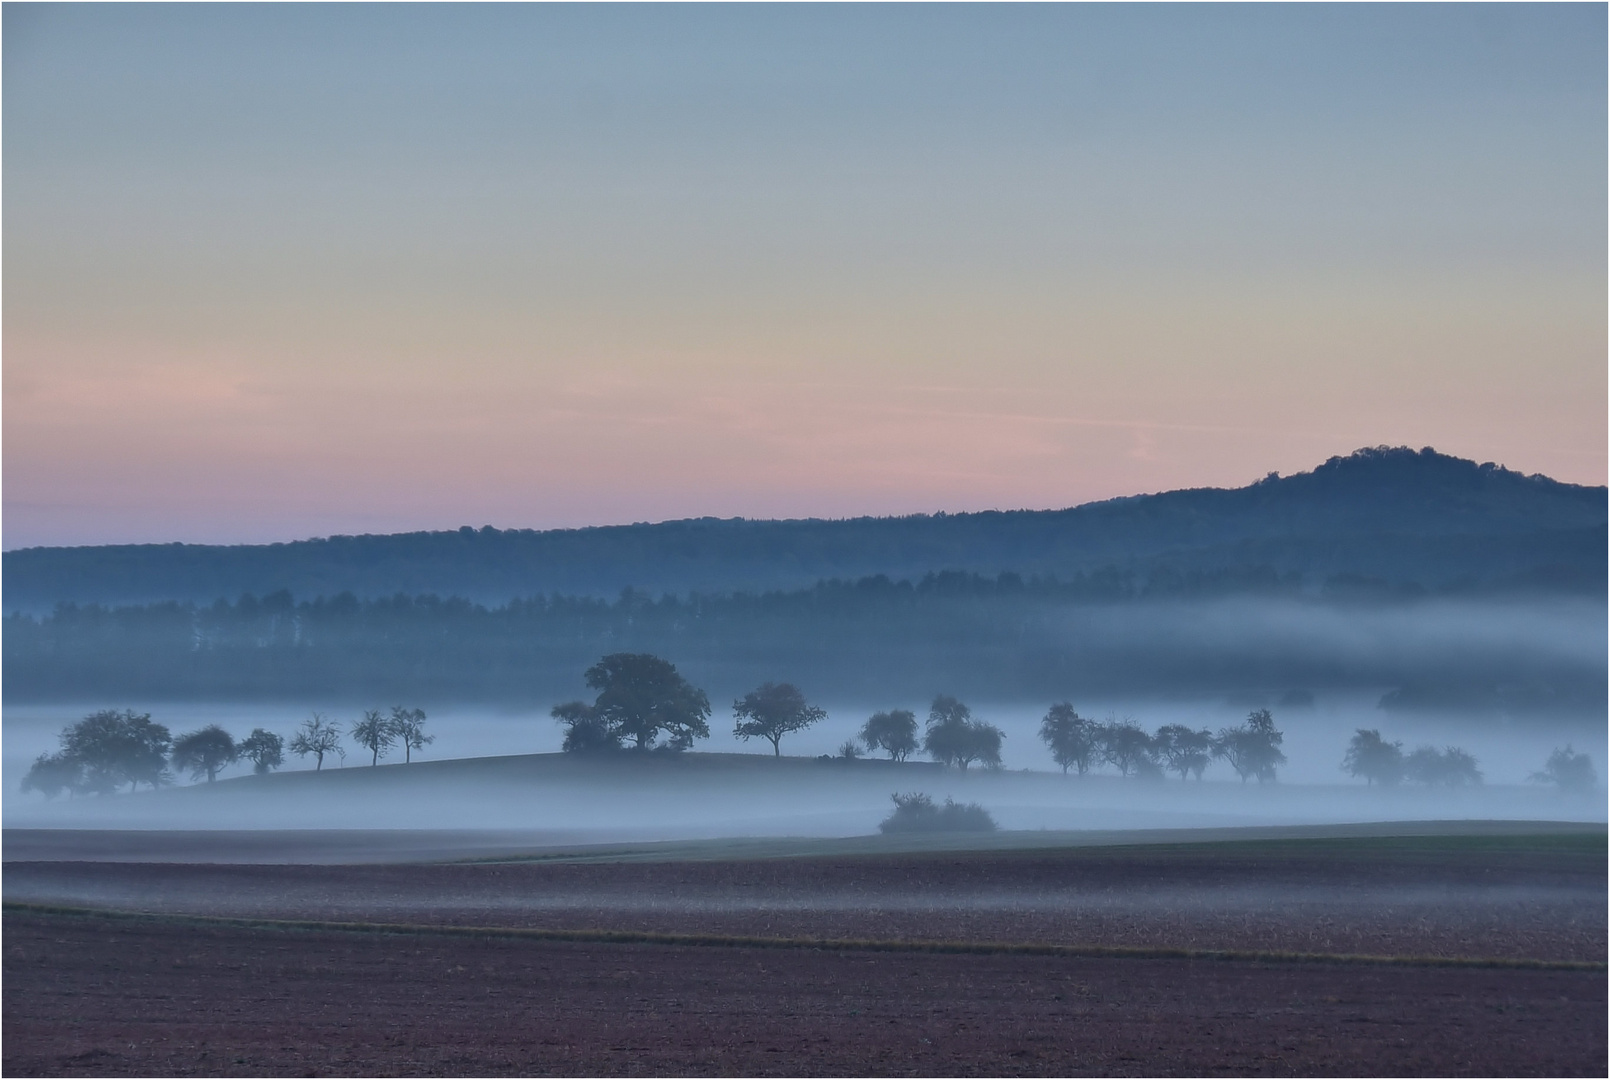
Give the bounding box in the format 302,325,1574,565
6,901,1603,973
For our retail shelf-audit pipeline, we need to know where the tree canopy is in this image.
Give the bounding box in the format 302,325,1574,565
556,653,711,752
860,709,919,761
1038,703,1098,776
1342,729,1404,786
1154,724,1213,781
922,696,1004,771
731,682,825,756
239,728,285,775
171,725,238,783
288,713,343,770
1530,745,1598,794
1214,709,1286,783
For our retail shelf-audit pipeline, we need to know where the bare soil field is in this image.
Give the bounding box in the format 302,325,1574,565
4,829,1605,1076
5,909,1604,1077
6,831,1604,960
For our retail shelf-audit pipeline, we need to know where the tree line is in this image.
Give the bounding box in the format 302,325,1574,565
1340,728,1598,791
10,577,1602,715
19,652,1599,797
21,705,431,797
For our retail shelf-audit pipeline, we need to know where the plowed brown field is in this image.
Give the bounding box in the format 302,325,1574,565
4,830,1604,1076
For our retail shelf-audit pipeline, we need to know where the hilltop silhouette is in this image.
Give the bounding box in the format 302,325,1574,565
5,446,1604,611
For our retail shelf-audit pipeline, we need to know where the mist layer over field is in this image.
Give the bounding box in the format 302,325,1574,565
6,741,1602,842
8,589,1603,840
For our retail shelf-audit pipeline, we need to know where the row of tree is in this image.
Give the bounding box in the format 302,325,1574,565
21,706,431,797
14,577,1602,715
547,654,1598,792
1341,728,1598,792
20,652,1599,796
1341,730,1482,787
1034,706,1287,783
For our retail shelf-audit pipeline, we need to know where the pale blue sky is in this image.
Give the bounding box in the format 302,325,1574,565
5,5,1605,546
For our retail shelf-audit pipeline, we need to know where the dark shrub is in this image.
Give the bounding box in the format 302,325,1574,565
878,792,997,833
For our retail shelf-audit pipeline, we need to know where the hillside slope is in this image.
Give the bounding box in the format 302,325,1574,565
5,446,1604,610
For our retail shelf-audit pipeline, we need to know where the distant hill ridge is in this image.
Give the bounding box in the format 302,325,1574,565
5,446,1605,610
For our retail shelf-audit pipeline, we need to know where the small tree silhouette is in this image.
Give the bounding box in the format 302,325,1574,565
1342,729,1404,787
732,682,826,756
1530,745,1597,794
351,710,395,766
860,710,919,761
238,728,285,775
289,714,344,771
388,707,433,763
171,725,239,783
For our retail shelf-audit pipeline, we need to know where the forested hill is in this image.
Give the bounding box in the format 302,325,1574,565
6,446,1605,611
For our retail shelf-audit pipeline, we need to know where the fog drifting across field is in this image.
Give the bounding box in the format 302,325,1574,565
6,689,1603,793
7,592,1605,839
4,713,1603,841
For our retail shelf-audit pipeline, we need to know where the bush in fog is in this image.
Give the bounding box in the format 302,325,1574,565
1212,709,1286,784
923,696,1004,772
23,710,174,796
1155,724,1214,781
1096,719,1158,778
732,682,826,756
239,728,285,775
878,792,997,833
1403,745,1482,787
388,706,433,763
837,739,863,760
1039,703,1099,776
860,710,919,761
584,653,711,752
289,713,344,770
1530,745,1598,794
170,725,238,783
351,709,396,766
1341,729,1404,786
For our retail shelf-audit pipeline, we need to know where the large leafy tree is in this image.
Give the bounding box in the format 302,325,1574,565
732,682,825,756
1530,745,1597,794
1214,709,1286,784
860,710,919,761
1403,745,1482,787
238,728,285,775
1096,719,1158,778
55,709,173,793
1341,729,1404,786
1039,703,1099,776
581,653,710,751
923,695,1004,772
171,725,239,783
1155,724,1214,781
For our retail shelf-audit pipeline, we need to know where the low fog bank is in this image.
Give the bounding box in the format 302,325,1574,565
8,595,1605,712
5,751,1602,840
7,688,1603,797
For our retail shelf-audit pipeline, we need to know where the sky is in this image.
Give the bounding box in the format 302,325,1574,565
4,4,1605,549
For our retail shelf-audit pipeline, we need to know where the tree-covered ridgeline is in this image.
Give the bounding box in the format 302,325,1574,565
5,568,1604,709
6,448,1606,611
